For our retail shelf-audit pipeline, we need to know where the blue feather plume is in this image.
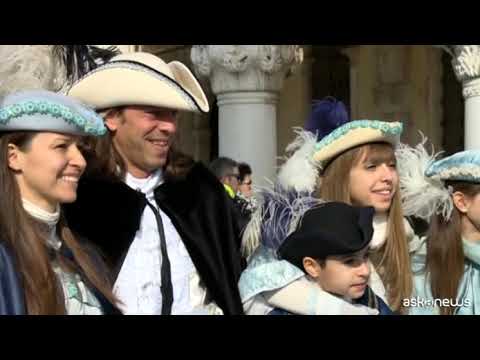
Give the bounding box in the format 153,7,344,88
304,97,349,141
259,185,323,251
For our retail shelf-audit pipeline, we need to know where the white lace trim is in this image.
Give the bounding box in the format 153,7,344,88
433,165,480,181
22,198,61,250
22,198,60,226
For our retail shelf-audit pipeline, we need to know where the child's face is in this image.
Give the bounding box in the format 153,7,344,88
305,248,371,300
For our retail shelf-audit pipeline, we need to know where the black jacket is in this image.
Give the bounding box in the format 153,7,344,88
64,162,245,315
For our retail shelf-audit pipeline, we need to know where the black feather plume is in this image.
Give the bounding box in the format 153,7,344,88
53,45,121,83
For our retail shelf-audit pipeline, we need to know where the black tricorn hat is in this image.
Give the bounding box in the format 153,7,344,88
278,202,375,270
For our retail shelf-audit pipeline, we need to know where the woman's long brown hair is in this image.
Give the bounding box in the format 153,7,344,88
316,142,412,312
0,132,117,314
425,181,480,315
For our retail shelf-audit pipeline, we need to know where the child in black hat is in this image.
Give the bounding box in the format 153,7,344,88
270,202,392,315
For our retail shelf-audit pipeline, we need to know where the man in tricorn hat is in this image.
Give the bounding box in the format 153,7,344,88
64,52,244,315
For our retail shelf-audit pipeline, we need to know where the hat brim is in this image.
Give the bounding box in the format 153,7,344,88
67,60,209,113
426,150,480,182
0,90,107,137
313,121,403,166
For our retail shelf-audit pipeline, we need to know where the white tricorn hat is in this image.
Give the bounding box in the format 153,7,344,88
66,52,210,113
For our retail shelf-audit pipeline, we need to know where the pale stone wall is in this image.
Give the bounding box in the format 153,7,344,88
342,45,444,149
276,45,313,162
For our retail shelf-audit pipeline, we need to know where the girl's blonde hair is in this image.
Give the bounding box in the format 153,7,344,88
317,142,412,312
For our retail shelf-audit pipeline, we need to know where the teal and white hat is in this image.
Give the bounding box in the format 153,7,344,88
0,90,107,137
313,120,403,168
395,143,480,222
276,100,404,194
426,150,480,183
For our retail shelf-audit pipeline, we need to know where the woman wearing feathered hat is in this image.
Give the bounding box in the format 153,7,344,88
239,98,418,314
396,144,480,315
63,52,244,315
0,90,119,314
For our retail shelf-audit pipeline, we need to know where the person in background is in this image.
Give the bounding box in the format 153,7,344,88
236,162,258,218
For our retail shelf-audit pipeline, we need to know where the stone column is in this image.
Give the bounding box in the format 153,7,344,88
191,45,303,185
447,45,480,149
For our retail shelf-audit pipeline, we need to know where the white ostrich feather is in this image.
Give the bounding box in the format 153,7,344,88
277,128,320,193
242,128,322,257
395,136,453,221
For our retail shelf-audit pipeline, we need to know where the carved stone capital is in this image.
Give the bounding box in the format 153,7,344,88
191,45,303,94
450,45,480,83
463,77,480,99
0,45,67,97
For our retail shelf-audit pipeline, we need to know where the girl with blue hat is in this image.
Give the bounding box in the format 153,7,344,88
239,98,417,314
397,143,480,315
0,90,119,315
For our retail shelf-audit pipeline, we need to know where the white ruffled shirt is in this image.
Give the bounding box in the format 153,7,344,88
114,170,223,315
